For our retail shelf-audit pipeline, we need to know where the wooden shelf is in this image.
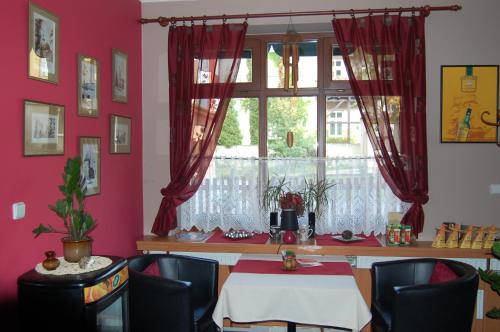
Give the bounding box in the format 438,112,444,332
136,235,492,259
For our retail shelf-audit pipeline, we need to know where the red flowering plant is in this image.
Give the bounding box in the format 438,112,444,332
279,192,305,217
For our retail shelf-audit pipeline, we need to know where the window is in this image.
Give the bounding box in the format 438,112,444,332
181,34,405,235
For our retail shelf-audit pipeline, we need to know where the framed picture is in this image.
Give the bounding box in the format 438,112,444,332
441,65,499,143
110,115,131,154
78,54,99,117
28,2,59,84
79,137,100,196
112,49,128,103
24,100,64,156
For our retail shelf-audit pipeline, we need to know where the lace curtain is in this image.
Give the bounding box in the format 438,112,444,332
180,157,407,235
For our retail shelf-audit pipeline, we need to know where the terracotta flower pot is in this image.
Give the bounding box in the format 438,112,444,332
61,237,93,263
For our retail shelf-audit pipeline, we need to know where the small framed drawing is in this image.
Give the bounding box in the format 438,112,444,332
110,115,131,154
80,137,100,196
28,2,59,84
24,100,64,156
441,65,499,143
78,54,99,117
112,49,128,103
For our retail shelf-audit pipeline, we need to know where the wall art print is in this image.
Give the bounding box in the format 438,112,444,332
441,65,498,143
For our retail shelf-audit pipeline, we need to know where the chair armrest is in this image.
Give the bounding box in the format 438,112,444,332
175,255,219,306
129,270,195,332
371,259,433,305
391,277,478,332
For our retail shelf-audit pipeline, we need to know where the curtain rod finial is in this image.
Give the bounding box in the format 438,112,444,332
421,5,431,17
159,17,169,27
453,4,462,11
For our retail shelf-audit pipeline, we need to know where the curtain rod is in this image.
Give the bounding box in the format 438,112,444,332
140,4,462,27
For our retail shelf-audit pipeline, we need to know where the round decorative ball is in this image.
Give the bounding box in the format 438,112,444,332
342,230,353,240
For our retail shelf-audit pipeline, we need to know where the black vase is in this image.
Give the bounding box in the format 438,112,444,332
270,212,278,227
281,209,298,231
308,212,316,238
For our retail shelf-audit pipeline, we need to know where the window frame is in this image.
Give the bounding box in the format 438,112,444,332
231,33,356,159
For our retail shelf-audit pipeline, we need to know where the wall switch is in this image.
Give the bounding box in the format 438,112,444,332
490,184,500,194
12,202,26,220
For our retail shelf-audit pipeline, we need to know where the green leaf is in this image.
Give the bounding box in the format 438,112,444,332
486,307,500,319
49,199,69,219
81,214,96,237
32,224,53,238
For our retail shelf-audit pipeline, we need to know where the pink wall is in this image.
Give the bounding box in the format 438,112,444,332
0,0,142,317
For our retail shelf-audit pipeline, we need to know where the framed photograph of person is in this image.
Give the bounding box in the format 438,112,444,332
78,55,99,117
112,49,128,103
110,115,131,154
28,2,59,84
79,137,100,196
24,100,64,156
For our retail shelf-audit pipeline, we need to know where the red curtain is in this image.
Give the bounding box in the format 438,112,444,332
333,15,428,236
152,23,247,236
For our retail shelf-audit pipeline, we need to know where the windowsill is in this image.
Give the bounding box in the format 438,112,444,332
137,235,492,259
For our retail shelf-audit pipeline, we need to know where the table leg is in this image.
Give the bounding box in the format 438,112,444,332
287,322,296,332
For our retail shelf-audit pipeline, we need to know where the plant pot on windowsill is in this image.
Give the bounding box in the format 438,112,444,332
33,157,97,263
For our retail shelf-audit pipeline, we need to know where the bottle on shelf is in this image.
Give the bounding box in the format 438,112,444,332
456,106,472,141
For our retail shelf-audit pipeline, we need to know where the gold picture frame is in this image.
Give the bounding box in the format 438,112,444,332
112,49,128,103
441,65,499,143
78,54,99,117
110,115,131,154
79,137,101,196
28,2,59,84
24,100,64,156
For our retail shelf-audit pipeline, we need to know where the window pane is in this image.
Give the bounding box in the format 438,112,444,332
215,98,259,157
332,46,349,80
194,56,244,84
332,46,395,81
267,96,317,157
236,49,252,83
326,96,371,157
267,41,318,88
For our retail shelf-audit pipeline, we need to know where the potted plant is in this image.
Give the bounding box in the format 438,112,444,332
302,178,335,236
33,157,97,262
261,177,287,227
478,241,500,318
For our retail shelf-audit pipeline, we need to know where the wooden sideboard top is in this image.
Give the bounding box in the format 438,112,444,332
137,235,492,259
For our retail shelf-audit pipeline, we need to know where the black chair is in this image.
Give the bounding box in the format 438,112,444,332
371,258,479,332
128,254,219,332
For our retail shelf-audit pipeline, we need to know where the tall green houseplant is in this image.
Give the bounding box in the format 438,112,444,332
479,241,500,318
33,157,97,262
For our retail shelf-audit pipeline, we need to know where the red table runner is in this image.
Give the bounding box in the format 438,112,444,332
315,234,382,247
232,259,353,275
205,231,269,244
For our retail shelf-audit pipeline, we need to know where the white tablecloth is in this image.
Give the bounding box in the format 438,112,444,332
212,254,371,331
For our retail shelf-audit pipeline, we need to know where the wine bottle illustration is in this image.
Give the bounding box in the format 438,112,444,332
456,106,472,141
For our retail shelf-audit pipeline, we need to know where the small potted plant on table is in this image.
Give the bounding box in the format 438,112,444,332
33,157,97,262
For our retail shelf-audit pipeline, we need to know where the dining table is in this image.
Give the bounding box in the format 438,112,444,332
212,254,371,331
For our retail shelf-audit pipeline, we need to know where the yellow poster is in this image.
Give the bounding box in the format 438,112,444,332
441,65,498,142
